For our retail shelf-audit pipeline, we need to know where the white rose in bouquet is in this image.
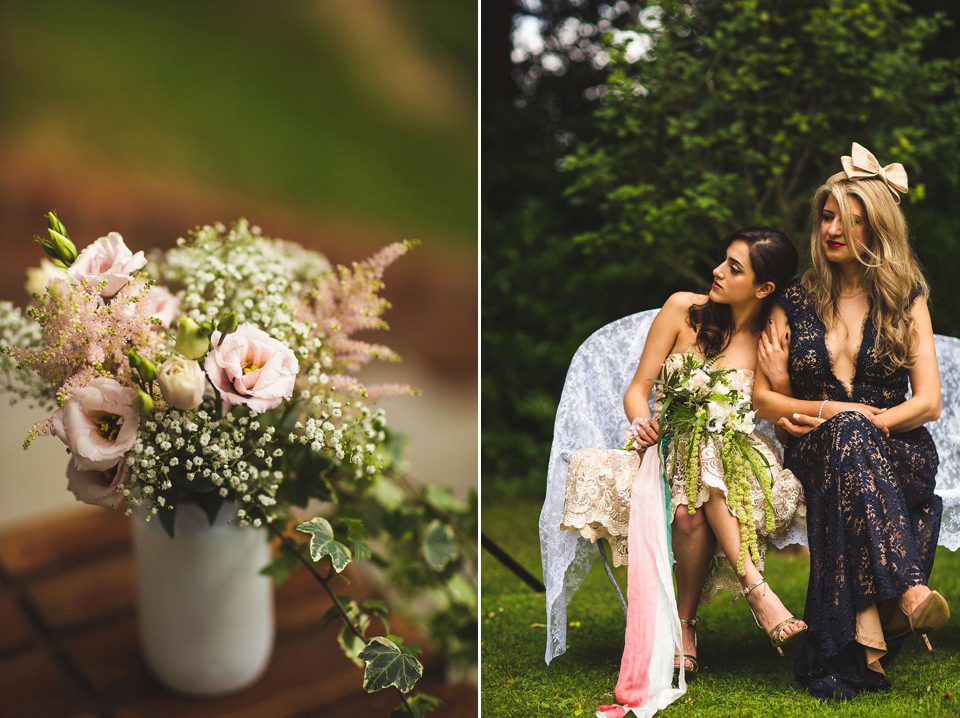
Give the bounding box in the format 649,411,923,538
158,355,206,410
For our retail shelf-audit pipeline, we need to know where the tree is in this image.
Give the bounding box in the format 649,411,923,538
482,0,960,499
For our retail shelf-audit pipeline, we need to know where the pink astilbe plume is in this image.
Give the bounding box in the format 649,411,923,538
310,241,415,372
365,383,420,402
10,278,164,395
329,338,400,372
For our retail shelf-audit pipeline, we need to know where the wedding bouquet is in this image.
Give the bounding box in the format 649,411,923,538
627,352,775,574
0,213,476,713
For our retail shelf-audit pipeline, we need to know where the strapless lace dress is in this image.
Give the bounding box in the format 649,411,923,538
561,352,806,601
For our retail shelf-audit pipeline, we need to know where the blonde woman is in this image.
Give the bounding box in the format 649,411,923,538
753,143,949,701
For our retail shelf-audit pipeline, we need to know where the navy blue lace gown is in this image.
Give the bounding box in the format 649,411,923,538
778,283,941,701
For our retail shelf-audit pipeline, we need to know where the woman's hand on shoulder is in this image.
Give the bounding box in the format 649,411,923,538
758,307,790,393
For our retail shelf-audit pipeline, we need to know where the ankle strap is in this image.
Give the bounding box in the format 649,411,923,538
679,617,700,627
732,577,767,604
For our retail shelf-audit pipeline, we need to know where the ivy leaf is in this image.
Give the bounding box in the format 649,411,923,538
351,537,372,564
422,519,458,571
296,517,352,572
423,484,462,512
259,543,301,584
358,636,423,693
340,516,368,538
362,598,390,615
337,615,371,668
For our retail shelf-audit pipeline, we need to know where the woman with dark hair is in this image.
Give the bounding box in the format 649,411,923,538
621,227,806,679
753,143,948,701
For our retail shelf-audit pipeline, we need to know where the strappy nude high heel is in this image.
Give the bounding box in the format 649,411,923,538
674,617,699,679
733,577,807,656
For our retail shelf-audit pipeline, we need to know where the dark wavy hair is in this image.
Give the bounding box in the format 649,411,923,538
689,227,799,358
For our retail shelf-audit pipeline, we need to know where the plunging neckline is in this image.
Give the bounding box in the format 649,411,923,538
821,309,870,400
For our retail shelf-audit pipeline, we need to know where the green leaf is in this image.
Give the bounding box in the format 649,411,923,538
337,614,371,668
259,544,301,584
387,692,442,718
320,596,358,632
423,484,462,512
362,598,390,615
422,519,459,571
190,490,225,526
156,486,179,539
296,517,352,572
351,537,371,564
340,516,368,538
358,636,423,693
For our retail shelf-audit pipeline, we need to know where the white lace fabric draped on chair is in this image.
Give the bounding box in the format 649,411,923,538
540,310,960,665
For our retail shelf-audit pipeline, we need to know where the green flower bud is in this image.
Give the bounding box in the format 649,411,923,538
176,316,210,359
132,390,154,416
128,350,158,382
138,357,158,382
34,211,78,266
216,311,238,336
46,210,67,237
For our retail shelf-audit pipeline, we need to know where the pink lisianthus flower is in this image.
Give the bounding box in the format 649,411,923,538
68,232,147,297
140,284,181,327
66,458,128,508
205,323,298,414
51,377,139,471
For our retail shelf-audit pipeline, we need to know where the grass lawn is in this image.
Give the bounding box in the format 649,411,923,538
481,498,960,717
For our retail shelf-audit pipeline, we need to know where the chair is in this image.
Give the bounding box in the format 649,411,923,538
539,310,960,664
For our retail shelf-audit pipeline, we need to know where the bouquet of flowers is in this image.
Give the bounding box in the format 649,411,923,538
0,212,476,714
627,352,775,575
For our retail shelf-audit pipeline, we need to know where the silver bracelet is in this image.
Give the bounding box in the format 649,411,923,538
818,399,828,419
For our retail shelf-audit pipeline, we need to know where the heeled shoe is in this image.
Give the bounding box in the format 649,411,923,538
906,590,950,635
673,616,699,681
878,590,949,653
734,577,807,656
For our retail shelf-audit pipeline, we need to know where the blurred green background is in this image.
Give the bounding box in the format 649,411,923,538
1,0,476,247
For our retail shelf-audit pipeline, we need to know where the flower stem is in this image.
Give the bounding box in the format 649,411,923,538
264,518,417,718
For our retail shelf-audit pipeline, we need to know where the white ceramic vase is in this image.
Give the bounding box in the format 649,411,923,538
131,501,275,696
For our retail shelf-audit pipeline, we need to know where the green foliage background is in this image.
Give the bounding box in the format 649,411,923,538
482,0,960,501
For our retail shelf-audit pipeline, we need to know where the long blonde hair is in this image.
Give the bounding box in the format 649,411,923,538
801,178,928,369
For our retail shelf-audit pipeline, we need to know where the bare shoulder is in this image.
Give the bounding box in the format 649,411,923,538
662,291,707,314
654,292,706,335
909,296,934,335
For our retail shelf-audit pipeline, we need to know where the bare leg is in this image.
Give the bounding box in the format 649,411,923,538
701,487,806,640
671,506,715,668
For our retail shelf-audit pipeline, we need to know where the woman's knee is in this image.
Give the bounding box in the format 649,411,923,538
673,506,708,534
829,410,878,434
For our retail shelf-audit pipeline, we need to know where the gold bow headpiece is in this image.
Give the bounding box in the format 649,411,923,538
826,142,909,204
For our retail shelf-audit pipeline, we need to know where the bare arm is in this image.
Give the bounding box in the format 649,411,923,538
622,292,697,447
754,302,937,437
867,300,941,433
755,308,792,444
753,305,831,422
